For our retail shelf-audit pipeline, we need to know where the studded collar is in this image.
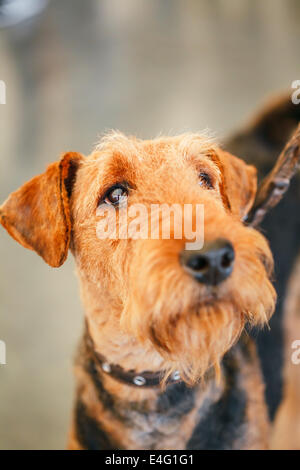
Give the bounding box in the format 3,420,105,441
84,323,181,388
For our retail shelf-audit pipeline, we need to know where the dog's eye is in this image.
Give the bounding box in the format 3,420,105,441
103,185,128,206
199,172,213,189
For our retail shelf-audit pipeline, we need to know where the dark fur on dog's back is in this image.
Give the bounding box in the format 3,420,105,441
225,95,300,421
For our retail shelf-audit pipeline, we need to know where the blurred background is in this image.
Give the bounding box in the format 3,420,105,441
0,0,299,450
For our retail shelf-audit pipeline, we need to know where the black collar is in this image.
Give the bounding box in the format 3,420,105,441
84,324,181,388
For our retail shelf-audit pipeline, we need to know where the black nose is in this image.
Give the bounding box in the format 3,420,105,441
180,238,235,286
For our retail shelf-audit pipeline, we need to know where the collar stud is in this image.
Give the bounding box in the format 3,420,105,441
172,370,181,381
101,362,111,373
133,375,146,386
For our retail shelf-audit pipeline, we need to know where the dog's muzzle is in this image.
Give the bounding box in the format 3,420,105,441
180,238,235,286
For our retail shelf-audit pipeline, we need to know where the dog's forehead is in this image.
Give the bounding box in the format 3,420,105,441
90,131,218,170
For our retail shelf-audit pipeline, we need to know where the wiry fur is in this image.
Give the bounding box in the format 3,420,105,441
0,132,276,449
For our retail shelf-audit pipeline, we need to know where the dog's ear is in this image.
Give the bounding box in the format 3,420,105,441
217,149,257,219
0,152,83,267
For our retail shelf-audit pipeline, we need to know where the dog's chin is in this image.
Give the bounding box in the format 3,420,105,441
145,299,245,385
122,278,275,385
137,281,274,385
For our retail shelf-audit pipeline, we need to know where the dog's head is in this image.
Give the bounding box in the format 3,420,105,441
0,132,276,384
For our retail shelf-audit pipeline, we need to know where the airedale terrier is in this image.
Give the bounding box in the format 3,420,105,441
0,96,299,450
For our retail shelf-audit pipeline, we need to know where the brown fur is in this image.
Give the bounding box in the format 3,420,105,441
0,132,276,449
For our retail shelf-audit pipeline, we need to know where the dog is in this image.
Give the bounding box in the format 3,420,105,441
0,96,299,450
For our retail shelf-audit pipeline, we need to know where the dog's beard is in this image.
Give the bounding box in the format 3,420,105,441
121,227,276,385
123,288,245,385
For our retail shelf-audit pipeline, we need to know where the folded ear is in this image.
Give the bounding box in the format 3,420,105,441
0,152,83,267
217,149,257,219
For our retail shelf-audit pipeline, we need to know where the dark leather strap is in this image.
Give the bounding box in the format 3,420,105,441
84,323,181,388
